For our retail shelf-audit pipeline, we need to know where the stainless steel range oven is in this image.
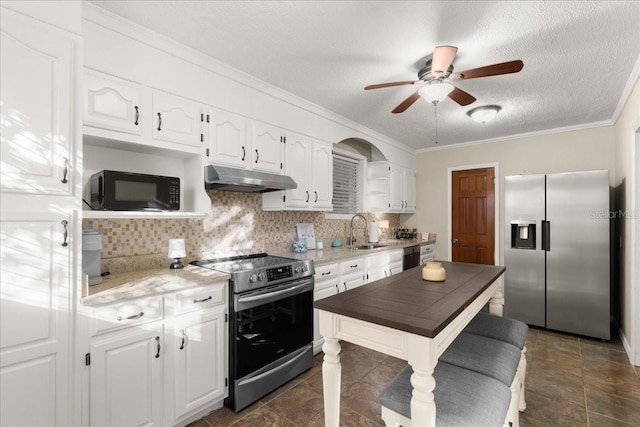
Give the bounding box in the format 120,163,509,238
191,253,314,412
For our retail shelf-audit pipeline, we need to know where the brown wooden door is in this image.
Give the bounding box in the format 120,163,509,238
451,167,495,265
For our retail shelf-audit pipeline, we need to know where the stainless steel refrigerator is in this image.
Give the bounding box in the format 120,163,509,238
504,170,610,340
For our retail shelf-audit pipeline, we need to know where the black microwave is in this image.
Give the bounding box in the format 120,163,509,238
90,170,180,211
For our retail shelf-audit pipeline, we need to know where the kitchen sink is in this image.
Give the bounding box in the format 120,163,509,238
354,244,388,250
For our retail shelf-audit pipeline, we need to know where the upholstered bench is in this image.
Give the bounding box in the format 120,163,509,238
463,312,528,411
439,332,522,427
379,362,511,427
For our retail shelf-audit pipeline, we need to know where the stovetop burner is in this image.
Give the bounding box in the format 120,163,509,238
191,253,314,293
191,253,300,273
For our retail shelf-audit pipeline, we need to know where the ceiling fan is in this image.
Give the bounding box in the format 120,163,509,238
365,45,524,113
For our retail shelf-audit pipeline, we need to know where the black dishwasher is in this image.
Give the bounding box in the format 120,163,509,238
403,245,421,270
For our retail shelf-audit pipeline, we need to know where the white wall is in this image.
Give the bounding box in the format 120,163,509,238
406,125,616,263
613,78,640,363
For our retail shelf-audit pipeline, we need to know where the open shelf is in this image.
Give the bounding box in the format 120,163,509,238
82,210,206,219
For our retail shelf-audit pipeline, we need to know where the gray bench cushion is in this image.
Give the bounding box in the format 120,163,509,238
463,312,528,349
379,362,511,427
440,332,521,386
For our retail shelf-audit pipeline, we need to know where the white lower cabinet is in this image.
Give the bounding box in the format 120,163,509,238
90,323,164,427
338,258,365,292
85,282,228,427
420,243,435,265
365,249,403,283
165,308,226,424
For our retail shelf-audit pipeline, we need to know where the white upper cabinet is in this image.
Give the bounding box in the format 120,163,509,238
311,141,333,210
152,92,203,148
251,122,284,174
84,70,144,136
83,70,205,155
366,161,415,213
262,133,333,211
1,11,74,195
207,108,248,168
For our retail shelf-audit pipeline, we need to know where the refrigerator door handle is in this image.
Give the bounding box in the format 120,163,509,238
542,220,551,251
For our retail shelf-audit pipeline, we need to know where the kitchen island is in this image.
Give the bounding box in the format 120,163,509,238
314,261,505,427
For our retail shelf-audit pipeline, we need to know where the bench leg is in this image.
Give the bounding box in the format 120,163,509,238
519,346,527,411
508,371,521,427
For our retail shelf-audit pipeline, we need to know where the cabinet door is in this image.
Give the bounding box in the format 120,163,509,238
90,325,163,427
152,92,202,148
0,212,72,426
283,134,310,208
208,109,247,167
310,141,333,210
84,70,144,136
389,164,404,212
404,168,416,212
1,10,74,195
342,272,365,292
169,309,226,421
251,122,283,174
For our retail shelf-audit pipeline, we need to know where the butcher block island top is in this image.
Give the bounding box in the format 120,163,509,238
314,261,506,338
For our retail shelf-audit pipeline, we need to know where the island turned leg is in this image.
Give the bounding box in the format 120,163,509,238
319,311,341,427
489,275,505,316
407,334,437,427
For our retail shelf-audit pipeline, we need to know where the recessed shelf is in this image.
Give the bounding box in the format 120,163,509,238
82,210,206,219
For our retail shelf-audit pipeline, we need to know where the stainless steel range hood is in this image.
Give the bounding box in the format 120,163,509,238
204,165,297,193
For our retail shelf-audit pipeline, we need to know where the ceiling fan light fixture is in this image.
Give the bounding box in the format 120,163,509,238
418,82,454,104
467,105,502,123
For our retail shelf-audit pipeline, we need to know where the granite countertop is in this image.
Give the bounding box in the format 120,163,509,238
82,265,230,306
270,239,436,266
83,239,435,306
314,261,505,338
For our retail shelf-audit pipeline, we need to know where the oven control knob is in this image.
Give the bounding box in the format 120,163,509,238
294,266,302,273
257,272,266,281
302,264,309,272
249,274,258,283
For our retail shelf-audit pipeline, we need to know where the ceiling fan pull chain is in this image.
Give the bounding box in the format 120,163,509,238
435,102,438,144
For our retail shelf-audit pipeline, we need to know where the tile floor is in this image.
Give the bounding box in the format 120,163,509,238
189,327,640,426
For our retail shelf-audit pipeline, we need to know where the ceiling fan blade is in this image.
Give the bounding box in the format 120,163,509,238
392,91,421,114
455,60,524,80
448,86,476,106
431,45,458,76
364,80,418,90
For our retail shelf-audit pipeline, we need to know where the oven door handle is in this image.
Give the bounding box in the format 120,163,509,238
236,281,313,310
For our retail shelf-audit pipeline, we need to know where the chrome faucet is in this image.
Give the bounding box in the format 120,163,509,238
349,214,368,246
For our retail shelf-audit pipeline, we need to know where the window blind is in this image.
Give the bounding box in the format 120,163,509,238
332,153,362,214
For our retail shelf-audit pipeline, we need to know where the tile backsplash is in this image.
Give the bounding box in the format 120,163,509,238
83,190,400,274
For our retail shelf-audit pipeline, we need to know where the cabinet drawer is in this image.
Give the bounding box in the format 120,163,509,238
315,263,338,281
90,296,164,336
339,258,364,275
166,283,227,317
420,244,435,255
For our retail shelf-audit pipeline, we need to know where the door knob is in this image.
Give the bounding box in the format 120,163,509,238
452,238,459,244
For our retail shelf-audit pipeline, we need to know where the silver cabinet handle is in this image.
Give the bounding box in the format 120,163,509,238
255,149,259,164
179,329,186,350
155,336,161,358
157,112,162,131
61,157,69,184
117,311,144,321
134,106,139,125
241,146,245,161
193,296,212,304
61,220,69,247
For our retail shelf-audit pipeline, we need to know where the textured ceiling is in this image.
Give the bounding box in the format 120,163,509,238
89,1,640,150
